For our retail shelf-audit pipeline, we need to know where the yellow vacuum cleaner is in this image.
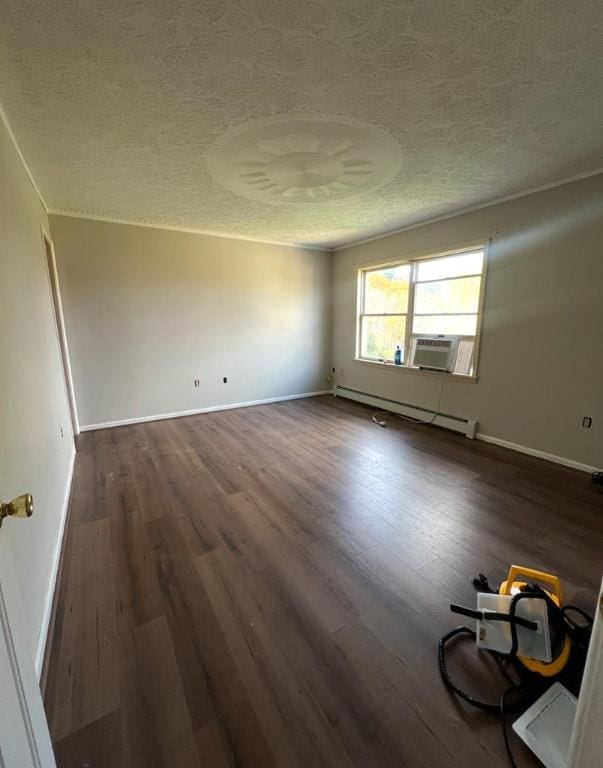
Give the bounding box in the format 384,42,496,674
438,564,594,767
497,565,571,676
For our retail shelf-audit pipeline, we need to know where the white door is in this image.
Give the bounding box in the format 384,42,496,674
0,498,57,768
568,577,603,767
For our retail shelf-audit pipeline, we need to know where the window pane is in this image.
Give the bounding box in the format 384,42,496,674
364,265,410,313
413,314,477,335
417,250,483,281
361,315,406,361
415,276,481,314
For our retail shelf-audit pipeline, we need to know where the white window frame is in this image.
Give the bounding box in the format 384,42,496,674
357,262,410,365
356,242,488,378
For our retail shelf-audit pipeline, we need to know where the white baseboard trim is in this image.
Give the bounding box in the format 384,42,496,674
34,446,76,678
476,433,600,474
80,390,334,432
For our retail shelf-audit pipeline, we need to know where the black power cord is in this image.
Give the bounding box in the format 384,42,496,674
438,625,504,713
438,626,535,768
500,685,529,768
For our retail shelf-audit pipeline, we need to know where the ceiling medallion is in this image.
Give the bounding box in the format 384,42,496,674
206,114,402,204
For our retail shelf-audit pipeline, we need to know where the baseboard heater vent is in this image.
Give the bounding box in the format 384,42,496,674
335,386,477,439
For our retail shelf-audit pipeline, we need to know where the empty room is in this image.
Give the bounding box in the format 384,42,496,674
1,2,602,767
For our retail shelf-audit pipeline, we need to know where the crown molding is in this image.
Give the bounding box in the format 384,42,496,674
0,99,47,211
47,209,333,253
332,167,603,251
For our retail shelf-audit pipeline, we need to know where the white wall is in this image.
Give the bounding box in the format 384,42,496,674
49,216,333,428
333,175,603,470
0,113,75,672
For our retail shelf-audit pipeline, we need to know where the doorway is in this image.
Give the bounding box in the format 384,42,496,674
42,235,79,436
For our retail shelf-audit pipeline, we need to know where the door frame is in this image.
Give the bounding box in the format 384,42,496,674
41,230,80,436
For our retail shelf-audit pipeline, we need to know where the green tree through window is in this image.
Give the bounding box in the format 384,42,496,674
360,265,409,361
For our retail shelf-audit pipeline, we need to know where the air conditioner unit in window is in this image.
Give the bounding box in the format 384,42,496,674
412,336,460,372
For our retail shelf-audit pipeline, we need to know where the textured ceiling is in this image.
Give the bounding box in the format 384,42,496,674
0,0,602,249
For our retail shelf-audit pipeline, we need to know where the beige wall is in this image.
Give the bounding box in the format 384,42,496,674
49,216,332,428
0,116,75,671
333,174,603,469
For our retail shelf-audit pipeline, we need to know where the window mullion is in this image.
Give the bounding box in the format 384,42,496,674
404,263,416,364
358,270,368,358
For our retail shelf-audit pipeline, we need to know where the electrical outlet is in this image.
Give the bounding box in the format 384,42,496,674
223,376,228,384
582,416,592,429
60,426,64,438
193,379,200,387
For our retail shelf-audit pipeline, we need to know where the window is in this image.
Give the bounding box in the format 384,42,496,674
357,247,485,376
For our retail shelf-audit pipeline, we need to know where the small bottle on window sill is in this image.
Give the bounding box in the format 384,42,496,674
394,345,402,366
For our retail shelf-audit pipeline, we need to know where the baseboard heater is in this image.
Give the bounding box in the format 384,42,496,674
335,386,477,439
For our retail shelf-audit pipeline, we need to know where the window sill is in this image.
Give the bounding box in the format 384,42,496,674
353,357,478,382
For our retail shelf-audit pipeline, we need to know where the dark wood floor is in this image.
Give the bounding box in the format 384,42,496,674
44,395,602,768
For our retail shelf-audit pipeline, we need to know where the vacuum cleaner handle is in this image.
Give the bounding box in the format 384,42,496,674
502,565,564,604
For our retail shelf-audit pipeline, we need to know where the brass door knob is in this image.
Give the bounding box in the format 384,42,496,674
0,494,33,527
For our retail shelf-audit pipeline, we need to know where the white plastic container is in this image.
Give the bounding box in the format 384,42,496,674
475,593,552,661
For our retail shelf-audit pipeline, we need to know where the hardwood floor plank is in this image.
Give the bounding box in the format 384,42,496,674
109,443,164,631
196,546,355,768
145,514,279,767
120,616,200,768
195,718,236,768
47,519,119,741
53,709,122,768
131,448,170,522
225,489,357,632
333,618,463,768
